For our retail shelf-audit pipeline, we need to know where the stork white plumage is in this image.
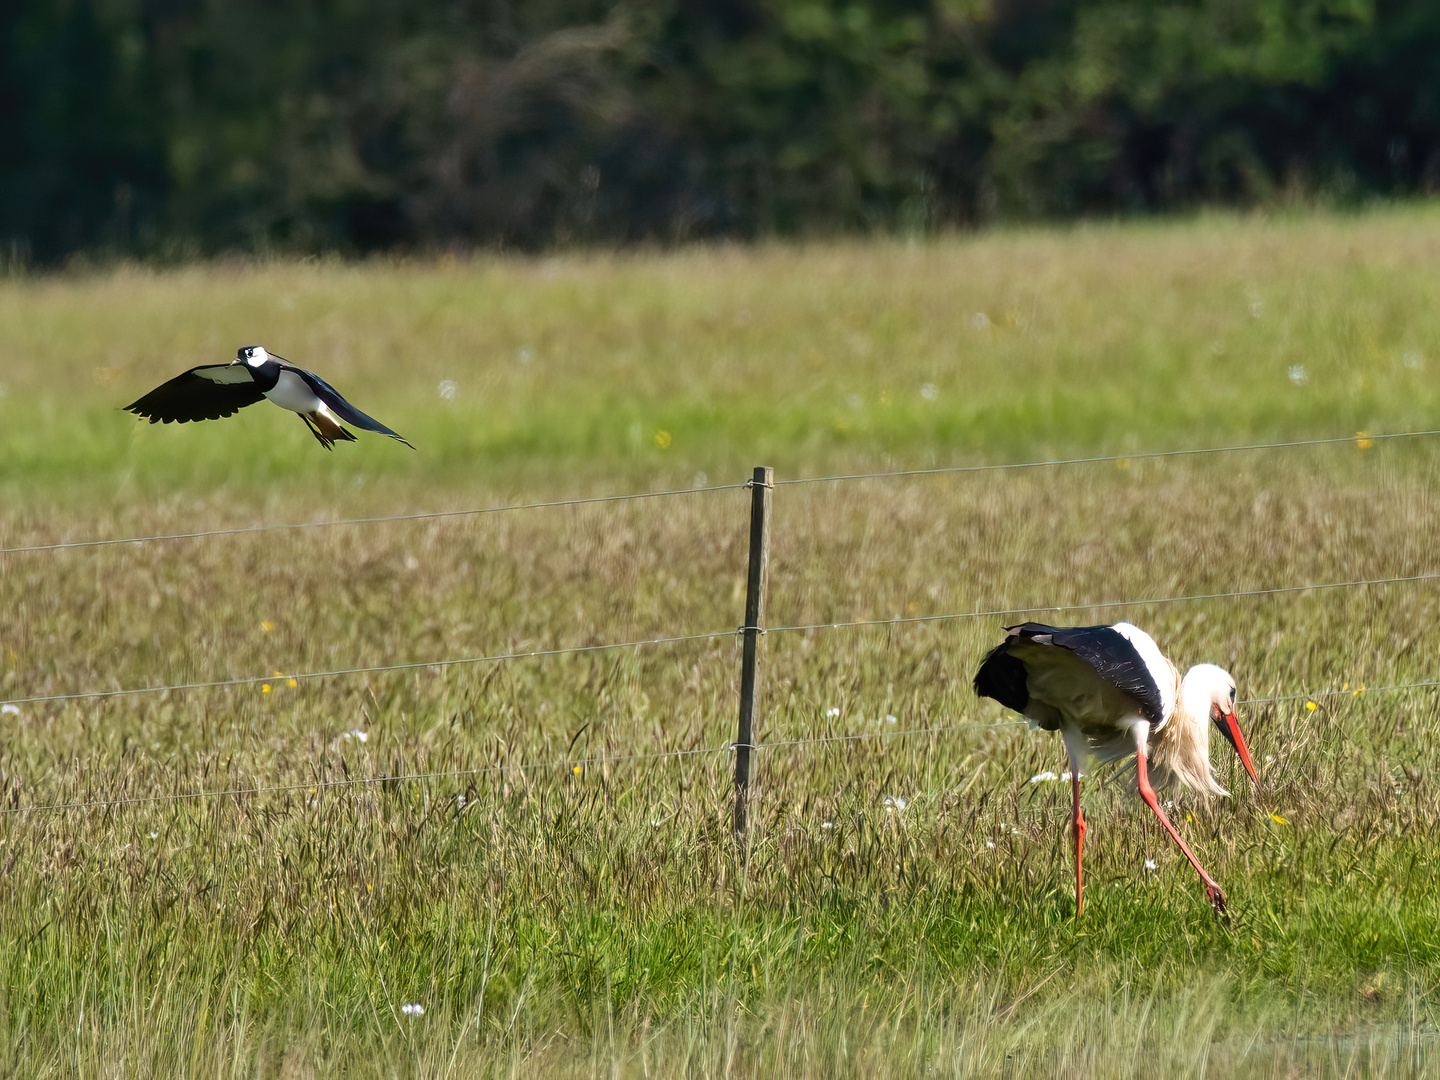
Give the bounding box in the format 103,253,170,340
974,621,1258,917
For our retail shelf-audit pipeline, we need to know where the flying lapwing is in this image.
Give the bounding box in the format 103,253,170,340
124,346,414,450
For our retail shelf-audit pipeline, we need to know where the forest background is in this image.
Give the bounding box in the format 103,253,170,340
4,0,1438,265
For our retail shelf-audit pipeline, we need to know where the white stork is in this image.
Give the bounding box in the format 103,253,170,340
974,621,1258,916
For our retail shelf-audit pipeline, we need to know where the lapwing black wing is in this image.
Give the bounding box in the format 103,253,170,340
974,621,1258,919
124,346,414,451
124,365,267,423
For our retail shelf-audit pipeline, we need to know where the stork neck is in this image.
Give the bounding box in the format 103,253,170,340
1178,675,1216,738
1149,667,1226,798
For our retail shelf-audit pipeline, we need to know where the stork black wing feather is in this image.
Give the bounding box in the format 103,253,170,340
124,366,266,424
1004,622,1165,724
973,642,1031,715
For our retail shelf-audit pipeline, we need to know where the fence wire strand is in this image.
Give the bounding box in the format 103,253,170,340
6,427,1436,556
765,569,1440,636
7,569,1437,709
0,629,735,707
0,719,1015,816
0,482,747,555
5,675,1438,817
777,428,1440,488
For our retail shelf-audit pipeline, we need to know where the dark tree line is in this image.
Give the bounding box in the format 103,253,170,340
3,0,1438,264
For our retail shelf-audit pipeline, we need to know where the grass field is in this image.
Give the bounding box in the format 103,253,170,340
4,208,1440,1076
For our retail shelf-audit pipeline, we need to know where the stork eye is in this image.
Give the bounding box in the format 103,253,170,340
1229,688,1236,702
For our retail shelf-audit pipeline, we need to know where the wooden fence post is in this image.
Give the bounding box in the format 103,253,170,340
733,466,773,835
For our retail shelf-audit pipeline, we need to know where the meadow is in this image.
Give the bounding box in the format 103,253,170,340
3,208,1440,1076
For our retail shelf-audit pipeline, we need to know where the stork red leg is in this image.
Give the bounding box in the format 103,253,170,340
1134,751,1228,915
1071,769,1087,918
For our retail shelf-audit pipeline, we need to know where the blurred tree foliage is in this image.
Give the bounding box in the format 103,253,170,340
2,0,1437,262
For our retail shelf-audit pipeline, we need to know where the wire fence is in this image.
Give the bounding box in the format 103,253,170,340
2,426,1433,556
6,568,1436,709
4,426,1439,818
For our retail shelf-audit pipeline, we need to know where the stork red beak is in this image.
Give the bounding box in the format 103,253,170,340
1214,708,1259,785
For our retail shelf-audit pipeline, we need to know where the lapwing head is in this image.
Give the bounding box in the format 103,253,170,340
235,345,270,368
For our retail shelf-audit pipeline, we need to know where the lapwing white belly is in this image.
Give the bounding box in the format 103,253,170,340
124,345,414,451
264,369,325,414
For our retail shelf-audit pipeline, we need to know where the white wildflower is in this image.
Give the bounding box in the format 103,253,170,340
401,1003,425,1017
971,312,990,330
437,379,458,400
985,840,996,849
1144,859,1157,871
883,796,908,813
1,703,19,716
1028,771,1059,784
885,714,897,725
920,382,939,401
343,730,369,743
826,707,840,718
148,831,159,839
1288,365,1308,385
821,821,834,830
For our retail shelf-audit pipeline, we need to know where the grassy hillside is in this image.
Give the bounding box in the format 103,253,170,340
3,209,1440,1076
5,205,1440,506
